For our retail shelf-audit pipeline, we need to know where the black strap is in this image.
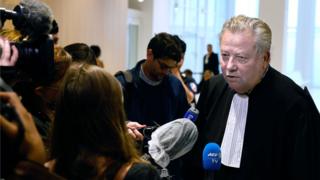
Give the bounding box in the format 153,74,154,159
115,70,133,84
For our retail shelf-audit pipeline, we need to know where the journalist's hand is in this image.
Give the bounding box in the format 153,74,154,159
0,36,18,66
126,121,146,141
0,92,46,164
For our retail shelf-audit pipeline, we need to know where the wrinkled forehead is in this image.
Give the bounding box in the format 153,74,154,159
221,30,257,51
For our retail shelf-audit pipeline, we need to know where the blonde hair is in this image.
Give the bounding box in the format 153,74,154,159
0,29,22,42
52,46,72,82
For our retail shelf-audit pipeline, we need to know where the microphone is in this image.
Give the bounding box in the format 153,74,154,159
1,0,54,39
18,0,54,39
183,106,199,122
147,118,198,168
202,143,221,179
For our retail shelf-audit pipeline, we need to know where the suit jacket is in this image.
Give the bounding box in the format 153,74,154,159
203,52,219,75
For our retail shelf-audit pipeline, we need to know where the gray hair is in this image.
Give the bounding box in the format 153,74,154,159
219,15,272,55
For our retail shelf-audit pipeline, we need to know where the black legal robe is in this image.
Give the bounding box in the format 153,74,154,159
183,66,320,180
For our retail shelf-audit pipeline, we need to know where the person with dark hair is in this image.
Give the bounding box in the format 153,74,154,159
46,63,160,179
90,45,101,57
50,19,59,45
115,32,189,179
183,15,320,180
197,69,214,93
32,47,72,149
203,43,219,75
115,32,189,127
90,45,105,68
171,35,197,104
64,43,97,65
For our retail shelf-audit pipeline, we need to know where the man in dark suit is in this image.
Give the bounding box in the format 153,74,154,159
203,43,219,75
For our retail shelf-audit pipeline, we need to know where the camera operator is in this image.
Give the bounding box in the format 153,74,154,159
1,0,72,155
1,35,45,177
0,0,55,86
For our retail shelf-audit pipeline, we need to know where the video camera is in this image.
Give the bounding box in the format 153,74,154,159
0,0,54,86
137,123,160,153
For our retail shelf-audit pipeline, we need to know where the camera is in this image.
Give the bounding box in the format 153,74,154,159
0,5,26,32
0,2,54,86
140,125,158,140
137,125,159,153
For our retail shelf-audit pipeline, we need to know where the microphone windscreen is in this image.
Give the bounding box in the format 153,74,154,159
202,143,221,171
148,118,198,167
19,0,54,37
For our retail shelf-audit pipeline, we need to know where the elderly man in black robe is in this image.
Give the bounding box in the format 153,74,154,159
183,15,320,180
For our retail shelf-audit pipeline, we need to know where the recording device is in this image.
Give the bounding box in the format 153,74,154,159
202,143,221,180
140,125,159,140
137,123,159,153
0,0,54,85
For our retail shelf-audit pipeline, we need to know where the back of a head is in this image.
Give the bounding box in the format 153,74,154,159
52,46,72,83
183,69,193,77
50,19,59,34
148,119,198,168
64,43,97,65
173,35,187,54
50,19,59,44
219,15,272,55
51,63,139,178
90,45,101,58
147,32,181,63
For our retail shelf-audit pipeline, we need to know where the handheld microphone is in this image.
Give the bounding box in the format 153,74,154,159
19,0,54,38
1,0,54,39
202,143,221,179
183,106,199,122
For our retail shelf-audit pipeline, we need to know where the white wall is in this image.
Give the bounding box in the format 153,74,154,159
43,0,128,74
136,0,153,60
152,0,170,33
259,0,286,72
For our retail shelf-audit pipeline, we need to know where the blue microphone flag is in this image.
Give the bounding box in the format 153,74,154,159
202,142,221,171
